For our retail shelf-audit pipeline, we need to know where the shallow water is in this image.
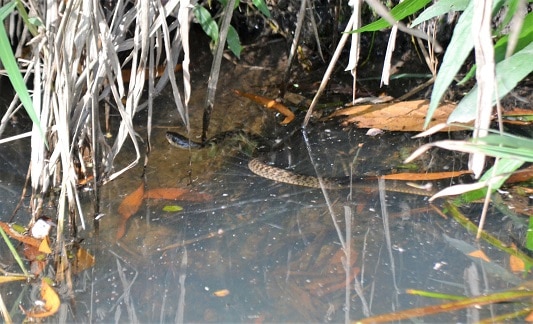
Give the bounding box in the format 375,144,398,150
0,43,530,323
64,121,526,322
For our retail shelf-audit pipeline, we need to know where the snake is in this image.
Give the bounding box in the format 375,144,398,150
166,131,436,197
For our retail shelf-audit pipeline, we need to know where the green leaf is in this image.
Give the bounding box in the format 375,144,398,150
193,5,218,43
352,0,432,33
426,0,507,128
458,11,533,85
252,0,271,18
0,0,16,19
226,25,242,58
425,0,474,128
0,1,46,146
526,216,533,252
494,11,533,62
411,0,469,27
448,41,533,123
162,205,183,212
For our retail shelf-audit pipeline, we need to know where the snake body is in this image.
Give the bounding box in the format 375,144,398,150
247,158,344,189
167,131,435,197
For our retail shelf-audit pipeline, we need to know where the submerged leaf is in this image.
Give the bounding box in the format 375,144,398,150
72,247,95,274
144,188,211,202
162,205,183,212
117,183,145,239
25,280,60,318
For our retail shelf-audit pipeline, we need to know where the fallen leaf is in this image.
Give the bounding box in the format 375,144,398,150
25,279,60,318
468,250,491,262
506,165,533,184
117,185,212,239
116,183,145,239
72,247,96,274
502,108,533,125
376,170,472,181
38,238,52,254
525,310,533,322
328,99,470,131
0,221,42,248
509,243,526,273
213,289,230,297
143,188,187,200
233,89,295,124
144,188,212,202
162,205,183,212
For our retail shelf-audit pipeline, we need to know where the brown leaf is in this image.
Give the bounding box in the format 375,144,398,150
116,183,145,239
117,185,211,239
329,99,470,131
38,238,52,254
144,188,212,202
72,247,96,274
212,289,230,297
0,221,42,248
468,249,491,262
502,108,533,126
377,170,472,181
506,165,533,184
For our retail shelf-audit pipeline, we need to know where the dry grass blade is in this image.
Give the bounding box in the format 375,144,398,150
345,0,362,103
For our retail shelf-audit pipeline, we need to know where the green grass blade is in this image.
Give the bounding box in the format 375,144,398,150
0,225,29,277
411,0,469,27
0,2,46,146
449,41,533,123
425,0,474,128
353,0,431,33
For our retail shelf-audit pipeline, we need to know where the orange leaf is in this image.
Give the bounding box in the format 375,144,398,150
233,89,295,124
116,183,145,239
509,254,525,273
506,165,533,184
38,238,52,254
377,170,472,181
0,221,42,248
26,279,60,318
143,188,188,200
468,250,490,262
213,289,230,297
144,188,212,202
509,243,526,273
73,247,96,274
